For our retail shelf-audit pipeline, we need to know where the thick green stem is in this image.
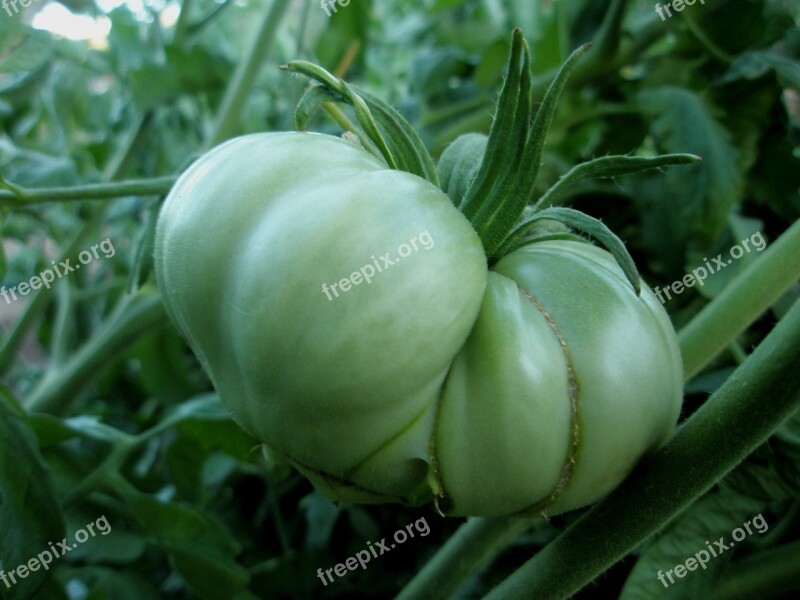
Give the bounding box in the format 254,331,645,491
49,282,74,367
26,289,167,414
679,218,800,380
0,176,175,207
395,517,535,600
63,439,135,509
482,298,800,599
208,0,292,147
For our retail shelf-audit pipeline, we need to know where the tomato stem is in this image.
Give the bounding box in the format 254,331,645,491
208,0,292,147
0,176,176,207
680,217,800,379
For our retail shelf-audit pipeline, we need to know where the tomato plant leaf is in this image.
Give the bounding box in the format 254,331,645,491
637,87,742,245
619,491,762,600
300,491,342,550
721,51,800,89
0,385,65,600
117,486,249,600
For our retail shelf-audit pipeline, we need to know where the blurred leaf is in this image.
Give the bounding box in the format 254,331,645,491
638,87,742,245
300,491,342,550
748,135,800,221
160,393,232,428
57,416,131,445
724,410,800,501
411,48,472,108
0,385,65,600
721,51,800,89
129,327,204,407
316,0,373,73
65,507,146,566
129,44,231,111
0,139,79,187
0,212,5,282
620,492,761,600
29,414,86,447
176,415,257,459
474,39,509,88
344,506,380,542
250,550,322,597
58,565,160,600
118,486,249,600
524,0,565,73
685,215,766,300
0,19,52,74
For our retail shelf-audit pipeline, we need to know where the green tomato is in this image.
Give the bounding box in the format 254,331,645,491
155,131,683,517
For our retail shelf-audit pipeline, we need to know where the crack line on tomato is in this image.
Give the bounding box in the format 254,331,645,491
286,453,405,505
514,284,581,517
427,369,451,517
343,397,434,481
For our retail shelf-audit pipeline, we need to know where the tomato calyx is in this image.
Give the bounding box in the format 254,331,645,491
459,31,591,257
280,60,440,186
282,29,700,295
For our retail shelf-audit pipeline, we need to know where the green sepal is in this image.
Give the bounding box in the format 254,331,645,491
437,133,487,206
294,85,341,132
460,29,530,219
496,207,641,295
472,43,591,256
283,61,439,185
534,153,702,210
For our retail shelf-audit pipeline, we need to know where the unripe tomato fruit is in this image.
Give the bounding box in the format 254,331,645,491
155,131,683,517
